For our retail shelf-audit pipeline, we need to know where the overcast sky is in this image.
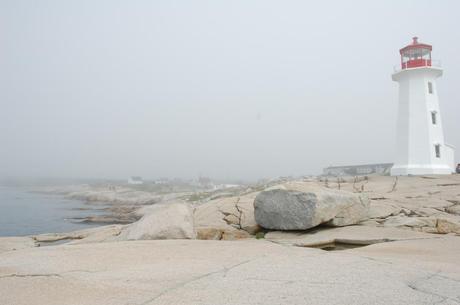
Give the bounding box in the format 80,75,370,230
0,0,459,181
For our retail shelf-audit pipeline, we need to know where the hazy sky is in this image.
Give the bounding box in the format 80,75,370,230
1,0,459,181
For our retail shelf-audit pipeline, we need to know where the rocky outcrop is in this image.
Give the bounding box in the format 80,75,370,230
66,190,161,205
254,186,369,230
32,225,125,245
193,193,259,240
22,175,460,248
436,217,460,234
382,215,438,233
195,227,252,240
70,225,125,244
446,204,460,216
368,202,403,219
118,203,196,240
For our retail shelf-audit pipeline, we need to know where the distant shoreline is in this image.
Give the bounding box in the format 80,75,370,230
0,186,104,237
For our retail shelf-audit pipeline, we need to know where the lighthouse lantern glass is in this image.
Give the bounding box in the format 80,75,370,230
401,45,432,69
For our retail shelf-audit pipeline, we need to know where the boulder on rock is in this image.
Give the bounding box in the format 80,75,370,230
119,203,196,240
254,185,369,231
193,193,261,239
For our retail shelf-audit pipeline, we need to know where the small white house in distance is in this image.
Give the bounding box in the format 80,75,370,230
128,176,144,185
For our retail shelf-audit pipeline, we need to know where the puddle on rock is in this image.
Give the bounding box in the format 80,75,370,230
307,242,369,251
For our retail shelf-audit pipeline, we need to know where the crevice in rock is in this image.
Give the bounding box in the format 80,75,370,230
0,273,62,279
405,272,459,304
234,197,243,230
243,277,297,284
295,236,443,252
139,258,257,305
0,269,102,280
356,255,394,265
437,183,460,187
218,197,243,230
297,239,371,251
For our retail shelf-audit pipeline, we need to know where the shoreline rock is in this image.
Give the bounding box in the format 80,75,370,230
118,203,197,240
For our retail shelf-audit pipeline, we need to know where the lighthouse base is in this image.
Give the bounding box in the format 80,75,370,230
390,164,453,176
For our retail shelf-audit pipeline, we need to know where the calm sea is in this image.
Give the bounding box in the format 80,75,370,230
0,186,103,237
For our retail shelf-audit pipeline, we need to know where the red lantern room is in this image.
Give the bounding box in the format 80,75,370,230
400,37,432,69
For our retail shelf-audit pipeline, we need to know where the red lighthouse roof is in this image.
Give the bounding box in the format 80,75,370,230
399,37,432,69
400,37,432,54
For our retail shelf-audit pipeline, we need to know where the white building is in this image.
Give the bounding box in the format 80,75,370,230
391,37,455,176
323,163,393,177
128,176,144,185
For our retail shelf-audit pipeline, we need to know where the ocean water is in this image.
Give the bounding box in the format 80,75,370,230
0,186,103,237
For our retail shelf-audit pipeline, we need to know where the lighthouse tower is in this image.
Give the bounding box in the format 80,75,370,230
391,37,455,176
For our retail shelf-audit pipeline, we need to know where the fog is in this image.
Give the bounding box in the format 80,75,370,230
1,0,459,181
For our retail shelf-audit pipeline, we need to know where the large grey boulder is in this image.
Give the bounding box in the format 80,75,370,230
254,186,369,230
119,203,196,240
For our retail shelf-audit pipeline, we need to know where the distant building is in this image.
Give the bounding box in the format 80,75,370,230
323,163,393,177
213,183,240,190
154,178,169,185
198,176,213,188
128,176,144,185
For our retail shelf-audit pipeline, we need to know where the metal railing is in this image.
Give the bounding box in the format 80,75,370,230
393,59,441,72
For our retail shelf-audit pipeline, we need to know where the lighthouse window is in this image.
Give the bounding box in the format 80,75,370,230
435,144,441,158
428,82,434,94
431,111,437,125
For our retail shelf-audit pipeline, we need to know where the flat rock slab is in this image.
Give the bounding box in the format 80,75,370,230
1,238,460,305
34,225,125,244
264,225,439,247
350,236,460,271
0,237,36,254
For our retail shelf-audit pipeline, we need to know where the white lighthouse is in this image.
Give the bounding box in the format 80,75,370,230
391,37,455,176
